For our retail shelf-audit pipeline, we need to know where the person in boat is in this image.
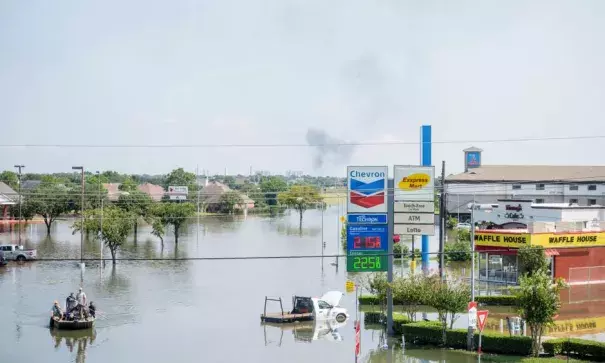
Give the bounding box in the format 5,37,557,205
88,301,96,318
65,293,77,320
76,287,87,306
52,301,63,319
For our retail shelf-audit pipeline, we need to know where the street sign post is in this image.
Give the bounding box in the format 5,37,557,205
468,302,478,328
477,310,489,354
355,320,361,357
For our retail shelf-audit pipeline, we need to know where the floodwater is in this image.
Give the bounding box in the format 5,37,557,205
0,207,599,362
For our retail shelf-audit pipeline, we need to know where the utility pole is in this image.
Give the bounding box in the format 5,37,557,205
96,171,103,267
72,166,84,267
196,165,200,245
467,195,477,350
439,160,446,280
13,165,24,245
386,178,395,336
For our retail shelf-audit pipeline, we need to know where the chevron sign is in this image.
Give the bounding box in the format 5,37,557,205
347,166,387,213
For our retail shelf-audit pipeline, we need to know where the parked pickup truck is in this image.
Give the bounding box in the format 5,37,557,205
0,245,37,261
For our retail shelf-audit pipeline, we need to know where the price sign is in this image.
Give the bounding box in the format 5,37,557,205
346,224,388,272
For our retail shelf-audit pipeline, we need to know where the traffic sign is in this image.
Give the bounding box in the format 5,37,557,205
345,280,355,293
477,310,489,332
468,301,477,328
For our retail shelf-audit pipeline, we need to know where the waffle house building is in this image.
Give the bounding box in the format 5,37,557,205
475,227,605,285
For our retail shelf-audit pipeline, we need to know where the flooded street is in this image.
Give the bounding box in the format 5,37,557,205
0,207,583,362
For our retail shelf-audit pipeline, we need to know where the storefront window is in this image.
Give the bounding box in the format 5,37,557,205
478,253,488,280
478,252,519,284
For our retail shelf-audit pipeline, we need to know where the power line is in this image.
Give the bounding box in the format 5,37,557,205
18,249,541,262
1,134,604,149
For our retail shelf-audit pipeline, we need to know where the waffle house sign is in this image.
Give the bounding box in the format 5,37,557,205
474,231,605,249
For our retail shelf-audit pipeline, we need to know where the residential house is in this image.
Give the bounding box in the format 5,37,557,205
137,183,165,202
0,182,17,219
103,182,165,202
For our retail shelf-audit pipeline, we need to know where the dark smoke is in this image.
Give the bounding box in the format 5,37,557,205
306,128,355,169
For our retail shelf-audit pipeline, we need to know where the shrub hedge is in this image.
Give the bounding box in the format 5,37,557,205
400,321,533,356
542,338,605,362
358,294,519,306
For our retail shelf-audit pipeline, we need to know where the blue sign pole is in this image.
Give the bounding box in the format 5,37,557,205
420,125,432,266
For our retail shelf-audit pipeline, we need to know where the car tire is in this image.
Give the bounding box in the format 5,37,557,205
335,313,347,323
16,255,26,262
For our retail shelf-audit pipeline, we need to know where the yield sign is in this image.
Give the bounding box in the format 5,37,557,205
477,310,489,332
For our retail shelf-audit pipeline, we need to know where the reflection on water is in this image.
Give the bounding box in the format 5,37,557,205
262,319,348,346
50,329,96,363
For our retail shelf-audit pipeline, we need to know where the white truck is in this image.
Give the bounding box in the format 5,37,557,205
261,291,350,324
0,244,37,261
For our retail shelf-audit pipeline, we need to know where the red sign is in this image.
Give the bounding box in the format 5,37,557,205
468,301,477,311
477,310,489,332
355,320,361,356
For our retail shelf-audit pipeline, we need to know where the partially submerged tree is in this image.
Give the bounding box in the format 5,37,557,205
24,184,71,235
218,191,244,214
516,269,566,357
71,207,131,265
151,218,165,248
260,176,288,206
116,190,153,239
424,276,471,345
153,202,195,244
392,274,431,321
278,185,322,229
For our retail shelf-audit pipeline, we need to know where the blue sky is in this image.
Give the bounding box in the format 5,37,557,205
2,0,605,176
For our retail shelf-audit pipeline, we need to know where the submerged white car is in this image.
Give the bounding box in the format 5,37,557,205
311,291,350,323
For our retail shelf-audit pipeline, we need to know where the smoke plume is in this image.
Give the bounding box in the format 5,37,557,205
306,128,355,169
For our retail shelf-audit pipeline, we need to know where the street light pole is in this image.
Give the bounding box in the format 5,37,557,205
96,171,103,267
72,166,84,267
13,165,24,245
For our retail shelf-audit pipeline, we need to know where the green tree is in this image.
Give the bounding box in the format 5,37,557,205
518,245,549,277
153,202,196,244
164,168,198,201
424,276,471,345
0,170,19,190
392,274,431,321
444,240,471,262
260,176,288,206
277,185,322,229
516,269,566,357
23,184,71,235
72,207,131,265
118,177,138,191
218,191,244,214
116,190,153,239
151,219,165,248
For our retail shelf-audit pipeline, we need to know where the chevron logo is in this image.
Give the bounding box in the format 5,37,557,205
349,178,385,209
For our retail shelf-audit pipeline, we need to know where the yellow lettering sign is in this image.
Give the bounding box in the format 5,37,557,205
474,233,530,247
398,173,431,191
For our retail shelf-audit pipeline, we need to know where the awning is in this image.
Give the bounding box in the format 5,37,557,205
544,249,560,256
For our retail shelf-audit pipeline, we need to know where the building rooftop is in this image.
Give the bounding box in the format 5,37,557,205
446,165,605,183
